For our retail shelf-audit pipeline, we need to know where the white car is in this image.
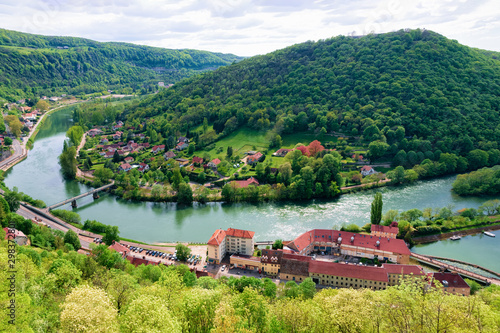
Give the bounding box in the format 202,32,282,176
221,265,226,271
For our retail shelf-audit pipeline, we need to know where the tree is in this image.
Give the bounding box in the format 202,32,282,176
188,143,196,154
171,168,183,190
308,140,325,157
177,183,193,204
4,187,23,212
368,141,389,160
121,295,181,333
284,281,299,298
175,243,191,261
299,277,316,299
278,162,293,185
60,285,119,333
94,168,113,184
272,239,283,250
227,146,233,157
102,225,120,245
5,115,22,137
112,150,120,163
66,125,84,147
4,137,12,146
371,192,383,225
59,146,77,179
63,229,81,250
203,117,208,133
37,100,50,112
256,163,265,180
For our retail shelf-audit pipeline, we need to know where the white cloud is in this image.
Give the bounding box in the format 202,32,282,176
0,0,499,56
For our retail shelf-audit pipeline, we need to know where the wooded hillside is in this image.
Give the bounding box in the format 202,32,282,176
0,29,243,101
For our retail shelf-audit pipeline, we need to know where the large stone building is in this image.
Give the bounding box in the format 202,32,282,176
371,222,399,239
207,228,255,264
285,229,411,264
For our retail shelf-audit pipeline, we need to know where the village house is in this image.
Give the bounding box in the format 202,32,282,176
119,163,132,172
49,97,59,102
22,112,37,121
361,165,377,177
100,137,109,144
152,144,165,154
232,177,259,188
108,241,130,258
175,142,189,151
140,142,150,149
3,228,29,246
273,148,292,157
371,222,399,239
208,158,221,170
382,264,426,286
88,128,103,137
285,229,411,264
124,156,134,163
175,158,190,167
192,156,203,165
178,136,189,143
260,249,284,276
164,151,176,160
352,154,364,161
431,272,470,296
247,152,263,165
112,121,123,131
104,151,115,158
207,228,255,264
138,163,149,173
112,131,123,140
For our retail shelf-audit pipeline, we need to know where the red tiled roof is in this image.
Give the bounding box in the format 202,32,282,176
208,229,226,246
283,253,313,262
126,256,157,267
288,229,410,255
108,242,129,255
3,228,27,239
361,166,373,172
120,163,132,170
310,261,389,282
382,264,425,276
210,158,221,165
371,224,399,234
280,258,310,276
261,249,284,264
247,152,263,161
225,228,255,239
431,272,470,289
232,177,259,188
192,156,203,164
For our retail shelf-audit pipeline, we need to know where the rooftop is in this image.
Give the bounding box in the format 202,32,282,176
309,261,389,282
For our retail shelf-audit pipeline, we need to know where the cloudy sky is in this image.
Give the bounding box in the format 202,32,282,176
0,0,499,56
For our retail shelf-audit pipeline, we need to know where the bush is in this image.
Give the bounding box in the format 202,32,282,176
51,209,81,224
83,219,108,233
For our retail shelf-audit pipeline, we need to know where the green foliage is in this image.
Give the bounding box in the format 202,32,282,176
371,192,383,225
272,239,283,250
0,28,242,101
4,186,23,211
58,145,77,179
66,125,84,147
63,229,81,250
51,209,81,224
102,225,120,245
177,183,193,204
175,243,191,262
452,166,500,196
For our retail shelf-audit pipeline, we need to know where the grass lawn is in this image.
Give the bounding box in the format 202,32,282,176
281,133,337,148
91,163,104,171
196,127,269,159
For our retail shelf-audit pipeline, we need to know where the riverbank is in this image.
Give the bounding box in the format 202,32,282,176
412,221,500,244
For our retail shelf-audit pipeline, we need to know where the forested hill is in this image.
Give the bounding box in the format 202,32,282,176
0,28,243,101
128,29,500,157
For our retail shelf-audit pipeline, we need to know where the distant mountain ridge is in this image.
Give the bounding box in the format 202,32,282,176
0,28,243,101
126,29,500,158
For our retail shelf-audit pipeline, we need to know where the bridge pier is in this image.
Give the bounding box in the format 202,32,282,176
93,192,99,200
71,200,77,208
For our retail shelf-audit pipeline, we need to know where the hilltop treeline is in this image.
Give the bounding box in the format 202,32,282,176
1,236,499,332
0,29,242,101
123,29,500,164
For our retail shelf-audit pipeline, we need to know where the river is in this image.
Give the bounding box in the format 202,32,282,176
4,106,500,272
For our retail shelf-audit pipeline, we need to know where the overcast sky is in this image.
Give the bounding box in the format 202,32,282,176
1,0,499,56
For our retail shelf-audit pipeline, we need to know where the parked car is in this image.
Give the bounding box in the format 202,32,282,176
221,265,226,271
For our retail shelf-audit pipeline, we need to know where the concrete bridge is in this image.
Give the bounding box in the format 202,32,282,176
47,182,114,210
410,252,500,286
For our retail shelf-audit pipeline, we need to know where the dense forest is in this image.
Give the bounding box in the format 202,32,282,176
122,29,500,165
1,234,499,332
0,28,243,101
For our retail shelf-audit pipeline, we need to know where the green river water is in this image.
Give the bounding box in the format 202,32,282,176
4,107,500,272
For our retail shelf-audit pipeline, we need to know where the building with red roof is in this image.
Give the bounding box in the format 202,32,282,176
309,261,389,290
192,156,203,165
152,144,165,154
371,222,399,239
207,228,255,264
431,272,470,296
247,152,263,165
361,165,377,176
126,256,158,267
3,228,29,246
208,158,221,169
232,177,260,188
119,163,132,172
382,263,426,286
108,241,130,258
285,229,410,264
273,148,292,157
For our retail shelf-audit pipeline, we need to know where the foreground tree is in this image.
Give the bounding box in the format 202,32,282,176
103,225,120,245
60,285,118,333
63,229,81,250
175,243,191,262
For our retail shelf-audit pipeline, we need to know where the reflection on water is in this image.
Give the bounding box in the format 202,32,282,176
4,106,500,273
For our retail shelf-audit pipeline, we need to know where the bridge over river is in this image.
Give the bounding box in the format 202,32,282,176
411,252,500,286
47,182,114,210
